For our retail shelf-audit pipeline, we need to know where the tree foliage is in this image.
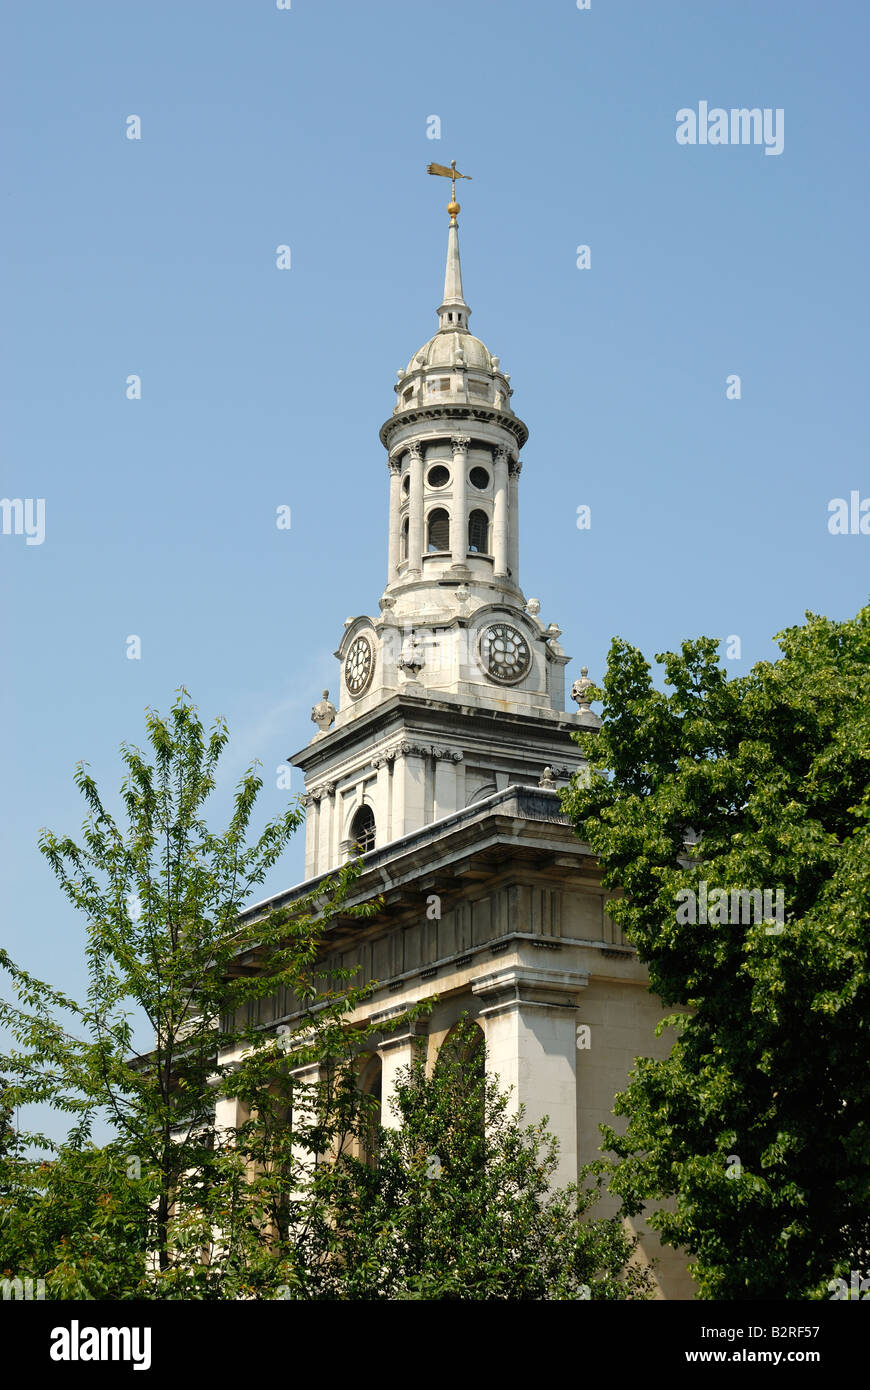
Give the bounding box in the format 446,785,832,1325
0,690,412,1297
561,606,870,1298
284,1018,654,1301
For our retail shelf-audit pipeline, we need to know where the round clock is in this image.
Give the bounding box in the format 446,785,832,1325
345,635,375,697
479,622,531,684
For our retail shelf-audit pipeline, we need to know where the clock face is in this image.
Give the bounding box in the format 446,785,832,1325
345,635,375,697
479,622,531,684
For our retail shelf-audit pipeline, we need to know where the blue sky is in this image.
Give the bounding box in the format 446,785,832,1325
2,0,868,1091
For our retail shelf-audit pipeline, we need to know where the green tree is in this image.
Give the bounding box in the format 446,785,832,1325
0,1142,154,1299
0,1080,14,1160
0,691,411,1298
561,606,870,1299
287,1018,654,1301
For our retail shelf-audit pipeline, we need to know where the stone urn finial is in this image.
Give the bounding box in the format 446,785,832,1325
311,689,337,733
526,598,541,617
538,765,555,788
571,666,595,713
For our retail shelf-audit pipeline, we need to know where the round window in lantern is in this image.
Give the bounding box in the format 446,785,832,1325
469,467,490,490
401,474,410,496
427,465,450,489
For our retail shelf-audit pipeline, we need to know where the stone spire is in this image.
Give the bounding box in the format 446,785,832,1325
437,198,470,332
381,173,530,602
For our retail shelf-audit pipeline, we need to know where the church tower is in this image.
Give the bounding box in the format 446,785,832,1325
250,174,695,1298
292,181,596,878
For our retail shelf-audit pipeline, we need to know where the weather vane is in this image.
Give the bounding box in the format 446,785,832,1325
427,159,471,223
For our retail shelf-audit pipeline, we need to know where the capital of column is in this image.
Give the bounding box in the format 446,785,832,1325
451,434,472,454
388,456,402,476
407,441,424,460
431,745,463,761
387,739,430,760
289,1059,322,1083
377,1022,428,1053
492,444,512,465
472,964,588,1020
509,457,523,478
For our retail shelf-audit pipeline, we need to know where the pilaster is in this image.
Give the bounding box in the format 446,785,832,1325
473,963,587,1189
433,746,463,820
377,1020,428,1130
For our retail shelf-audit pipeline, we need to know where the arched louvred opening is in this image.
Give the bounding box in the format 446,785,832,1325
468,509,489,554
349,804,375,854
427,508,450,553
401,515,409,562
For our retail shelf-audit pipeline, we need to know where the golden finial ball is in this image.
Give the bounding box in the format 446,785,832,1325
447,199,460,217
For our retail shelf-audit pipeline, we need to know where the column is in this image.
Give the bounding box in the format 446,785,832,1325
408,443,424,575
387,457,401,580
378,1024,427,1130
289,1059,322,1181
473,964,587,1190
213,1092,243,1148
433,749,461,820
389,743,426,839
508,458,522,583
450,434,471,567
306,795,319,880
374,756,390,842
210,1086,247,1266
389,748,405,837
326,784,340,869
492,446,509,577
403,746,427,834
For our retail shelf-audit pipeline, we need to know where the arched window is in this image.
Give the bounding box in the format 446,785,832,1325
349,804,375,854
401,515,409,562
427,508,450,553
468,510,489,554
434,1019,486,1152
436,1019,485,1082
356,1053,382,1167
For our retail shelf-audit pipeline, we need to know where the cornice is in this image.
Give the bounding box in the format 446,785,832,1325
240,784,596,929
289,692,585,771
379,404,529,452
